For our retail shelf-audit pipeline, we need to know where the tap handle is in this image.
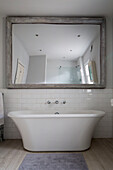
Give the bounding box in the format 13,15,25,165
47,101,51,104
63,101,66,104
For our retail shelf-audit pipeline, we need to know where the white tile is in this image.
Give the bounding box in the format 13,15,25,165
2,88,113,139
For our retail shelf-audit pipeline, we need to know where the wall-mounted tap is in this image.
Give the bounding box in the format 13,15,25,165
55,112,59,114
47,101,51,104
46,100,66,105
62,101,66,104
55,100,59,104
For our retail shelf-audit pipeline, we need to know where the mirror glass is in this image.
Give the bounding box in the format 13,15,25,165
12,24,100,85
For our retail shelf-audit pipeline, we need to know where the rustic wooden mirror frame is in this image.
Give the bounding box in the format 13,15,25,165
6,16,106,89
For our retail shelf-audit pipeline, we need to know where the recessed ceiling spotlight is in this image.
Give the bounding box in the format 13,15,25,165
77,35,81,37
39,49,42,51
35,34,39,37
70,50,72,52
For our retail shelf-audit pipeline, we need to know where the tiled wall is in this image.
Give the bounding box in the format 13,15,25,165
0,88,112,139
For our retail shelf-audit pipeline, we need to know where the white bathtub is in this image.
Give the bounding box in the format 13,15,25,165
8,110,105,151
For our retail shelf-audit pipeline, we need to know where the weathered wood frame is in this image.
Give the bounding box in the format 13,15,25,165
6,16,106,89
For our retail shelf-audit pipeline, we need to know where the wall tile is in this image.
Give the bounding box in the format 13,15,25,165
0,88,112,139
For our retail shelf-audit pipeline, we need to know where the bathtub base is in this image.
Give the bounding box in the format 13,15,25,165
20,118,95,151
23,144,91,152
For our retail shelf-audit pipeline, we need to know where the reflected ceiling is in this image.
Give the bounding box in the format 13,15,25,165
13,24,100,60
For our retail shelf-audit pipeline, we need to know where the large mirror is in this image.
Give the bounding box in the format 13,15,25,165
6,17,106,88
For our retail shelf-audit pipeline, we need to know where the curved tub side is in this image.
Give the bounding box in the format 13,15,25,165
11,116,103,151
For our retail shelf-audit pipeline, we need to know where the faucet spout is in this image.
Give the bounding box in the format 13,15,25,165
55,100,59,104
55,112,59,114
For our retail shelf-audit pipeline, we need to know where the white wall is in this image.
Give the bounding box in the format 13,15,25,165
0,16,113,139
78,57,87,83
12,34,29,83
26,55,46,83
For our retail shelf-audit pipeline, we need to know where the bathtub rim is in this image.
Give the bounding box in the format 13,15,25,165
8,110,105,118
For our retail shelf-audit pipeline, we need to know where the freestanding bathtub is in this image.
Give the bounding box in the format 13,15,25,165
8,110,105,151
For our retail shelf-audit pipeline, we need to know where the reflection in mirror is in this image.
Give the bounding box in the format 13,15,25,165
12,24,100,85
